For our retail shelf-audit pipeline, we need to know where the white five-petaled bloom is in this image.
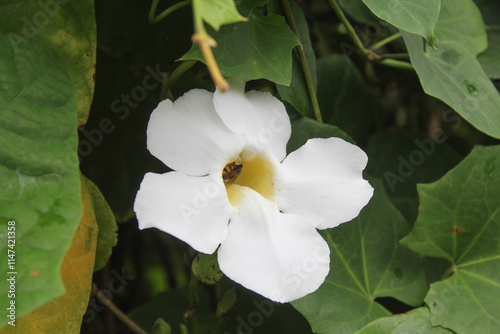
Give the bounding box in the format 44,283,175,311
134,79,373,303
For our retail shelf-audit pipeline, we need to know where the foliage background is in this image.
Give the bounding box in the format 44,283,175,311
0,0,499,333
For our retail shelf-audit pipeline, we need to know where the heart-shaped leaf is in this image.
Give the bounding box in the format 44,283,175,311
401,145,500,334
355,307,453,334
402,30,500,139
362,0,441,45
292,179,427,334
182,13,299,85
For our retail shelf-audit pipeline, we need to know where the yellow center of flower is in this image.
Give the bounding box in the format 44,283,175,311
223,156,275,206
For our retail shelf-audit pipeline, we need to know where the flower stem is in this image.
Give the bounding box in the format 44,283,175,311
328,0,372,58
149,0,191,24
328,0,414,72
187,270,200,334
379,53,410,60
161,60,197,100
369,32,402,51
379,59,414,70
281,0,322,123
191,0,229,92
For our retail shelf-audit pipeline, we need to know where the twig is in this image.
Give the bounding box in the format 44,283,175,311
149,0,191,24
369,32,402,51
92,283,148,334
328,0,414,71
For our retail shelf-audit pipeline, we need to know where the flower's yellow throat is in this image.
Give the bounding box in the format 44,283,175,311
223,156,275,206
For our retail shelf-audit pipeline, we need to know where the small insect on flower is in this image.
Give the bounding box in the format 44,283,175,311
222,161,243,185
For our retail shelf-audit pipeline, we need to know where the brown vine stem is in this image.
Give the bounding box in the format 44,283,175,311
192,32,229,92
92,283,148,334
191,0,229,92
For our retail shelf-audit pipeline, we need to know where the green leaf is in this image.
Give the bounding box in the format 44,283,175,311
338,0,375,24
286,117,354,154
153,318,172,334
8,175,98,333
365,131,463,223
476,0,500,79
195,0,247,31
0,35,80,329
82,176,118,272
355,307,453,334
478,31,500,79
0,0,97,127
401,145,500,334
292,179,428,334
434,0,487,55
239,0,270,14
362,0,441,44
192,252,222,284
182,13,299,85
402,30,500,139
268,0,317,116
316,55,377,143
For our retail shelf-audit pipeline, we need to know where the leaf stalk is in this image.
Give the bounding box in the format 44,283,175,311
281,0,323,123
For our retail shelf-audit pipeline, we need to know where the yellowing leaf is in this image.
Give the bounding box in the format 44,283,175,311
0,175,98,334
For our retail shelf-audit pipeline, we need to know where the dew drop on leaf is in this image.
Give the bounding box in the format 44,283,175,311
484,157,496,178
393,267,403,280
464,80,479,96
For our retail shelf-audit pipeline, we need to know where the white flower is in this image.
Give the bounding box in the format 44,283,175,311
134,79,373,303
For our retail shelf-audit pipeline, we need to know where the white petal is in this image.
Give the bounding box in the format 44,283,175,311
147,89,245,176
213,79,291,162
275,138,373,229
218,188,330,303
134,172,232,254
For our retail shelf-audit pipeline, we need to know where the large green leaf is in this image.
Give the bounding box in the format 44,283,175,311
182,13,299,85
0,0,96,127
434,0,487,55
194,0,247,31
316,55,377,144
338,0,375,24
365,131,463,223
476,0,500,79
286,117,353,154
292,179,427,334
402,30,500,139
355,307,453,334
362,0,440,44
401,145,500,334
0,35,81,329
478,31,500,80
